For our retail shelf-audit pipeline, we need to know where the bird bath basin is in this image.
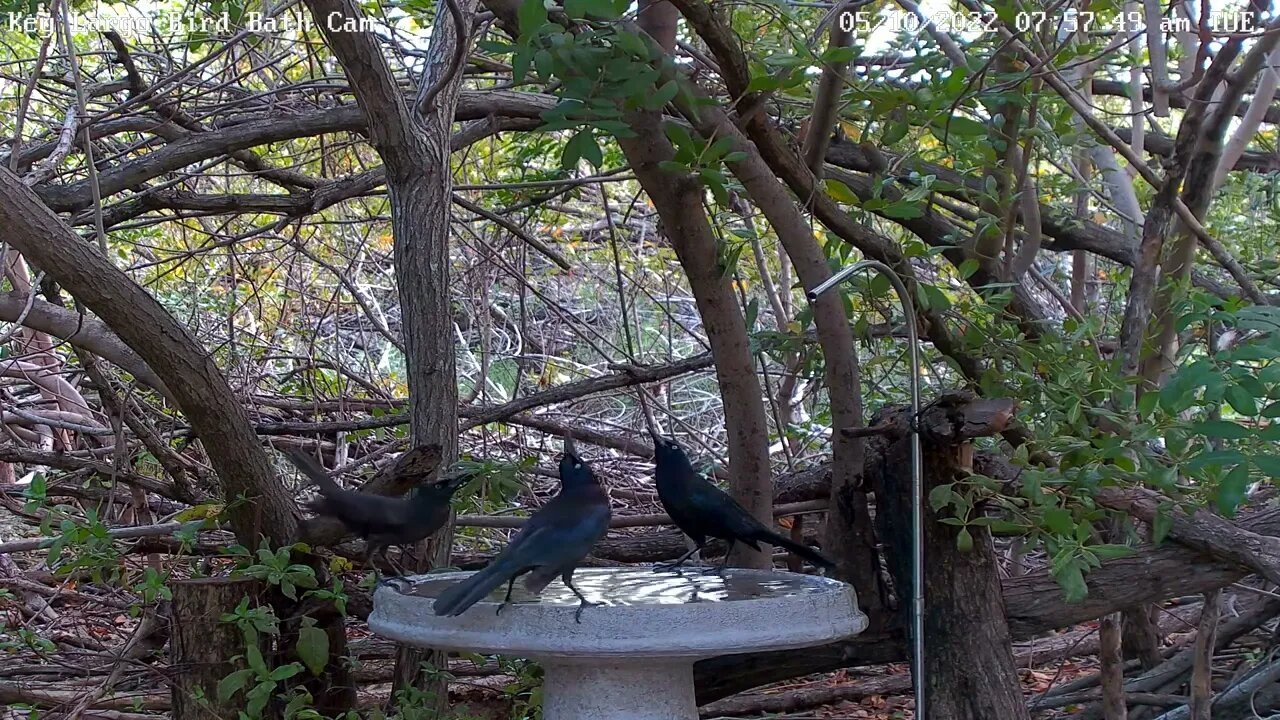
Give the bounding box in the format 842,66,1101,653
370,566,867,720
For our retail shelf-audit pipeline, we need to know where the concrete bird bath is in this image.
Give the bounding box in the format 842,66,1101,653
369,566,867,720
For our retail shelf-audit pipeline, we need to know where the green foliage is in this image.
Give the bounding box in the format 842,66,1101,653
217,597,308,720
295,618,330,676
230,542,320,600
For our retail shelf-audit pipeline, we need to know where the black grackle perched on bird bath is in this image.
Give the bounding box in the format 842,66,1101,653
432,437,611,622
649,430,835,574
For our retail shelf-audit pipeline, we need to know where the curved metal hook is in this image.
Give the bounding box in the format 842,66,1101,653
808,260,924,719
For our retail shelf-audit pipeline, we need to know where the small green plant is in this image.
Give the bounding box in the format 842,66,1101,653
216,598,305,719
229,542,319,600
500,656,544,720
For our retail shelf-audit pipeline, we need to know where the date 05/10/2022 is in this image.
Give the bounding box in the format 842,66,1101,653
835,9,1258,35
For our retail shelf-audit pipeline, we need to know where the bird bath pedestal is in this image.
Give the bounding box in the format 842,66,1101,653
370,567,867,720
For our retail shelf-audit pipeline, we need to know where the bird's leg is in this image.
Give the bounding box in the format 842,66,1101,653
704,539,735,575
362,544,383,582
383,546,406,577
654,544,701,572
495,577,518,616
563,575,601,623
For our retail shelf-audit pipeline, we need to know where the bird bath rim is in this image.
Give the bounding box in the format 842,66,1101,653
369,566,867,662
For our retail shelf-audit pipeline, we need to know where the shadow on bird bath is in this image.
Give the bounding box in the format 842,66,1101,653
370,567,866,720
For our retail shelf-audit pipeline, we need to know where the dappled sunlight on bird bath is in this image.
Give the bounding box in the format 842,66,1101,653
388,566,836,607
370,566,867,720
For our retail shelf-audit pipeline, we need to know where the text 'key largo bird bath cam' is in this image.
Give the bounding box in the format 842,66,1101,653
370,567,867,720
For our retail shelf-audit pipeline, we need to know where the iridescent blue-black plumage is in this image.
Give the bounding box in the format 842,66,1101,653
650,432,834,572
433,439,610,622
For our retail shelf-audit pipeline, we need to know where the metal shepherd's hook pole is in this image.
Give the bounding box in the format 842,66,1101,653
807,260,924,719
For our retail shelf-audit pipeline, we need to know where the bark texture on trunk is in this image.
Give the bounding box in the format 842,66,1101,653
171,578,267,720
0,169,297,547
616,109,774,568
867,399,1030,720
299,0,477,706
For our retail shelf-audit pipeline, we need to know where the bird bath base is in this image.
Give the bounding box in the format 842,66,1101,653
370,567,867,720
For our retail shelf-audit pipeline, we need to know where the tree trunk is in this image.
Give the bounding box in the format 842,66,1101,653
868,403,1030,720
171,578,266,720
0,169,297,547
1188,590,1221,720
674,85,875,608
299,0,478,709
616,108,774,569
1101,613,1129,720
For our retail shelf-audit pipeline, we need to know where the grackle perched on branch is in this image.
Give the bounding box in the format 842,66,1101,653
284,448,471,573
650,431,835,573
433,438,611,622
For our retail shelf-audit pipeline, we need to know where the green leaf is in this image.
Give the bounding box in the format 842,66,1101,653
648,80,679,109
700,168,729,205
880,199,924,219
824,178,859,204
745,73,782,92
1090,544,1135,561
216,669,254,702
562,129,601,170
1187,449,1247,470
1191,420,1253,439
517,0,549,35
581,134,603,169
820,45,858,64
532,48,554,80
246,682,273,718
512,40,534,83
1254,455,1280,479
979,518,1026,534
657,160,687,175
916,282,951,312
477,39,515,54
723,151,748,163
706,136,735,160
293,623,330,676
956,527,974,552
269,663,303,681
1216,463,1251,517
1225,384,1259,416
1056,563,1088,603
1136,391,1160,419
1152,505,1173,544
563,0,607,18
245,643,268,676
934,115,987,137
928,483,954,512
615,30,649,57
663,122,696,153
1042,508,1074,535
881,120,909,146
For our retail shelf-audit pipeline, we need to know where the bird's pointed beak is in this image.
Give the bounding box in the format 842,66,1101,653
564,436,580,459
440,468,472,490
647,426,662,447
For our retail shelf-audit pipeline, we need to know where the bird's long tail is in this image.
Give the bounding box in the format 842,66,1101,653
753,527,837,570
433,560,517,617
283,449,344,497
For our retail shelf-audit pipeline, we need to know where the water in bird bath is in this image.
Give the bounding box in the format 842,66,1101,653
387,566,837,606
372,567,866,720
